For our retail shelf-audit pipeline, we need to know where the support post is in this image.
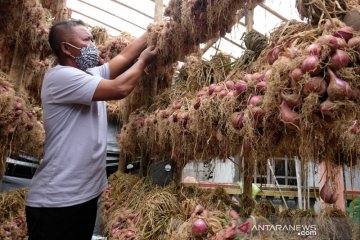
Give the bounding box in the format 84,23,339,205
154,0,163,22
295,157,303,209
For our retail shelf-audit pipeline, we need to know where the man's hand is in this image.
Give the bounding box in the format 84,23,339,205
138,46,159,66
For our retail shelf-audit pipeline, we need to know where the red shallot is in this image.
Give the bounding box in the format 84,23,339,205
301,55,321,75
290,68,304,87
280,92,301,108
225,80,235,90
192,218,208,236
327,69,352,100
280,101,300,128
320,179,338,204
303,76,327,96
329,49,350,70
319,99,337,118
318,35,347,49
248,95,263,106
267,45,283,65
255,81,267,93
230,112,244,129
307,43,322,56
235,81,247,93
333,26,354,42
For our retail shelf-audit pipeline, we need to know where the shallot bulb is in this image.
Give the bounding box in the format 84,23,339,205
290,68,304,88
255,81,267,94
267,45,283,65
303,76,327,96
307,43,322,56
283,46,299,59
235,81,247,93
319,99,337,118
327,69,352,100
301,55,321,75
219,89,228,98
208,84,217,95
318,35,347,49
231,112,244,129
320,179,338,204
280,92,301,108
333,26,354,42
329,49,350,70
248,95,263,107
192,218,208,236
225,80,235,90
348,36,360,52
243,73,253,82
252,72,265,82
193,100,201,110
280,101,300,128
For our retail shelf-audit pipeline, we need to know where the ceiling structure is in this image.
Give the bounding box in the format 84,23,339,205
66,0,302,60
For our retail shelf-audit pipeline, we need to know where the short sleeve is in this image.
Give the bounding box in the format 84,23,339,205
45,66,102,105
87,63,110,79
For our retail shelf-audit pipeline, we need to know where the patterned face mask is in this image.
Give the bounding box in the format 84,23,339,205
64,42,99,71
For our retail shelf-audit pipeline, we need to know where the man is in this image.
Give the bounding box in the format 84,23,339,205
25,19,158,240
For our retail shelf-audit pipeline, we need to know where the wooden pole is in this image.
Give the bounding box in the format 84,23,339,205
245,5,254,33
154,0,163,22
118,153,126,173
295,157,303,209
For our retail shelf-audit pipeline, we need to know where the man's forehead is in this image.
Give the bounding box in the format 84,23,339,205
70,25,92,37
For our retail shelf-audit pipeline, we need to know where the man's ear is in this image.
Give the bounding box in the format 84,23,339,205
60,42,72,57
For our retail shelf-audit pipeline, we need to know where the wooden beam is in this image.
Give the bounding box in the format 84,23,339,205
182,182,360,200
154,0,164,22
111,0,153,19
246,6,254,32
259,2,289,22
74,1,147,31
72,10,144,33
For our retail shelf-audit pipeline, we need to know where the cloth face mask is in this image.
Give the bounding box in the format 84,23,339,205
65,42,99,71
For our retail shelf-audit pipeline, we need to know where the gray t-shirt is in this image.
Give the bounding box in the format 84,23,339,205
26,64,110,207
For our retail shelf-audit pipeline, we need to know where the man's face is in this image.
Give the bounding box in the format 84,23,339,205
64,25,94,57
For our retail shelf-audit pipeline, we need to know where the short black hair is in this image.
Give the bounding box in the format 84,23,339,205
48,19,85,57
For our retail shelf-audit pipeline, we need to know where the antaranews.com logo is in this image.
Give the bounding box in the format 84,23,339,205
237,220,317,237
